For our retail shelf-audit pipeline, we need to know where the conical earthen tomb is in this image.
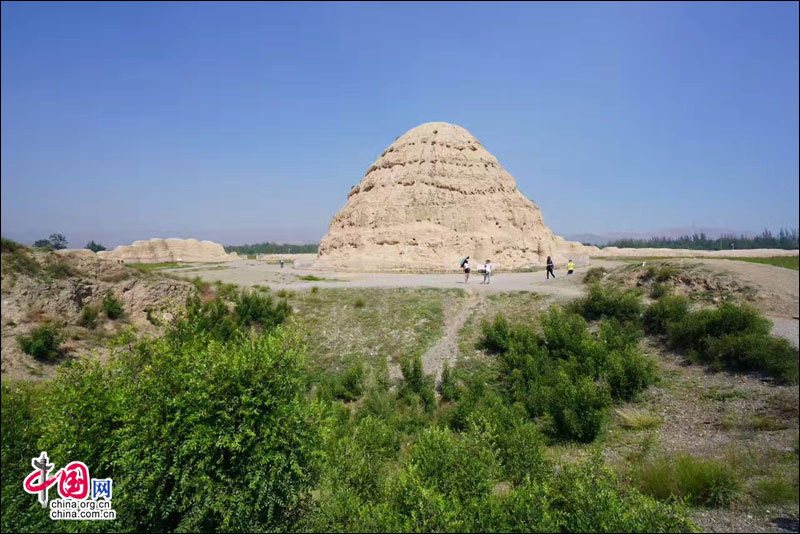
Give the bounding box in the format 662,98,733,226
316,122,591,271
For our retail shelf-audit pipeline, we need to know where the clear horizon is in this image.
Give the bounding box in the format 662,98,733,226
2,2,798,249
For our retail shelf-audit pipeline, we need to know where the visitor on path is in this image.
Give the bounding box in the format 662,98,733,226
567,259,575,275
481,259,493,284
462,257,471,283
546,256,555,279
280,258,284,269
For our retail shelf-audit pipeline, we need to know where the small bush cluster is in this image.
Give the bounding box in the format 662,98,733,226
2,312,321,533
17,324,63,361
103,290,125,319
583,266,608,284
44,259,78,278
79,305,99,329
481,306,656,442
652,299,799,383
574,283,643,323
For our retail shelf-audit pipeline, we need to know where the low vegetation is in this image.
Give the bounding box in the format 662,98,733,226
79,305,99,329
103,290,125,320
723,255,799,271
17,324,63,361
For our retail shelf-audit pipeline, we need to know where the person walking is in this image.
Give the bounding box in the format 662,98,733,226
481,259,493,284
462,257,471,284
546,256,555,279
567,259,575,275
280,258,285,269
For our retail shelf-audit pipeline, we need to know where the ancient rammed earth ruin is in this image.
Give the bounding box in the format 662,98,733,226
97,238,239,263
316,122,594,271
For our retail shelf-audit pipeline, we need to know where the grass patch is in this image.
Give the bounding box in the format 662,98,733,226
721,256,799,271
127,262,193,272
290,287,461,374
298,274,343,282
615,408,662,430
635,453,740,507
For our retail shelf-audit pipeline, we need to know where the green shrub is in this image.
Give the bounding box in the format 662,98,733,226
583,266,608,284
400,354,435,411
354,297,365,308
644,294,690,335
440,361,458,401
480,314,514,353
79,304,99,329
663,303,797,383
103,290,125,319
85,240,106,252
0,237,23,253
576,283,643,323
214,279,239,300
649,282,670,299
44,259,78,278
318,362,365,402
311,286,319,294
556,455,694,532
1,243,41,276
235,290,291,329
17,324,63,361
704,333,798,384
547,372,610,442
655,266,679,282
667,303,771,352
406,426,497,502
636,453,739,507
4,319,325,532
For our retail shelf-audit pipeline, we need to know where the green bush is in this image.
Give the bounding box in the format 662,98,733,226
399,354,435,411
655,266,679,282
79,304,99,329
704,333,798,384
440,361,458,402
1,237,23,253
636,453,740,507
667,303,771,352
662,302,797,383
547,372,611,442
649,282,670,299
103,290,125,319
354,297,365,308
644,294,690,335
583,266,608,284
576,283,643,323
44,259,78,278
235,289,291,328
485,307,655,441
480,314,514,353
17,324,63,361
1,242,41,276
2,317,324,532
318,363,365,402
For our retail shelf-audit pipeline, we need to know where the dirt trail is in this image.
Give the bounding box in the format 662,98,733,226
421,290,483,382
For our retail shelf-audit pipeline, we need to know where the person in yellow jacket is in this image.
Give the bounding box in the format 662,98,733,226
567,259,575,275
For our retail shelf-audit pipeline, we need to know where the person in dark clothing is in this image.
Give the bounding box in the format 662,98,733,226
546,256,555,279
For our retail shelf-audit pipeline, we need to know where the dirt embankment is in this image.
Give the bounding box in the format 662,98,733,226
1,247,194,381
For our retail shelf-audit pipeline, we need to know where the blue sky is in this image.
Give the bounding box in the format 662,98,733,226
2,1,798,247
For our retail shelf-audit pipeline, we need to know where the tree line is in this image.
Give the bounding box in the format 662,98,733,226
224,241,318,255
592,228,799,250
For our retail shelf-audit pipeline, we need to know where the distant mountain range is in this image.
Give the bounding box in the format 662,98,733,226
563,226,756,246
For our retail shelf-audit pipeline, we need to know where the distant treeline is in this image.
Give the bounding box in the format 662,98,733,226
591,228,799,250
224,242,319,255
